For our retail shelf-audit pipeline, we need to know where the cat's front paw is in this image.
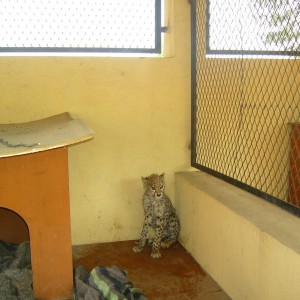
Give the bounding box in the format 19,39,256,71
151,250,161,259
133,245,144,253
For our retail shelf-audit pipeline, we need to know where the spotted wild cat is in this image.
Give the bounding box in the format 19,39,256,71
133,173,180,259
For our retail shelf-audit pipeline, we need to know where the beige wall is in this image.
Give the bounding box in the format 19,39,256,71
0,0,191,245
176,172,300,300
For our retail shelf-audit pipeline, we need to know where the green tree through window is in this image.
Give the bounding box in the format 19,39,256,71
207,0,299,56
255,0,300,52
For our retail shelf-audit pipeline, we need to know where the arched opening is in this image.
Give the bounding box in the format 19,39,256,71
0,207,33,297
0,207,30,244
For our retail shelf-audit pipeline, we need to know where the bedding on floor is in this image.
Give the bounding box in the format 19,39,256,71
0,240,34,300
74,265,147,300
0,240,147,300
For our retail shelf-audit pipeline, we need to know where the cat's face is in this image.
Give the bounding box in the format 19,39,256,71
142,173,165,199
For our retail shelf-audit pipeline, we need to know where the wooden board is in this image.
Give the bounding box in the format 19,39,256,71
0,112,94,158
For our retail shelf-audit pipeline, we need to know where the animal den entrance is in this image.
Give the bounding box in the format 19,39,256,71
0,113,94,299
0,208,33,297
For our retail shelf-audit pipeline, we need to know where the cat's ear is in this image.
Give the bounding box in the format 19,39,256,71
159,173,165,180
142,176,148,187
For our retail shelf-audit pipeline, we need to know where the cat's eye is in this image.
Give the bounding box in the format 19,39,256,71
151,186,156,190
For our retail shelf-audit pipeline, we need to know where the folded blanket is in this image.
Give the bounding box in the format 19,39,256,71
74,265,147,300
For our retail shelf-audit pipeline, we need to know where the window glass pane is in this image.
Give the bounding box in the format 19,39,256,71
0,0,161,53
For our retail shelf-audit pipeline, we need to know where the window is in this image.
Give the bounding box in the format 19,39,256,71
0,0,162,54
191,0,300,216
207,0,300,56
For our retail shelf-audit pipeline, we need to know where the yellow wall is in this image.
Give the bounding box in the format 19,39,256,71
0,0,191,245
176,172,300,300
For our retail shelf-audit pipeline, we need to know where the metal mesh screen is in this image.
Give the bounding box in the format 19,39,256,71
191,0,300,215
0,0,161,53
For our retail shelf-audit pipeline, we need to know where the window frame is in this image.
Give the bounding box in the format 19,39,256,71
0,0,162,55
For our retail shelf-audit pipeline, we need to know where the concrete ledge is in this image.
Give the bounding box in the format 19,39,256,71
175,171,300,300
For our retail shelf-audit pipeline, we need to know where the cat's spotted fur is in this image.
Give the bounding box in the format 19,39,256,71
133,173,180,259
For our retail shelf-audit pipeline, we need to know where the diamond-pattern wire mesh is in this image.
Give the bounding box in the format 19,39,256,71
0,0,159,52
192,0,300,212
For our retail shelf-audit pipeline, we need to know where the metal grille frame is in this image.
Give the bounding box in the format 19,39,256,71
191,0,300,217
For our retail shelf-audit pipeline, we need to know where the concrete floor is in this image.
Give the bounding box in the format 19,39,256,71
73,241,230,300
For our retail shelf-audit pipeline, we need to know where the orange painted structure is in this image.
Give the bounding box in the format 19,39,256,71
0,148,73,299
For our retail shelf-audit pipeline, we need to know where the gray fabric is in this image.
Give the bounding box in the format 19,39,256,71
74,265,148,300
0,241,35,300
1,241,147,300
74,265,102,300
